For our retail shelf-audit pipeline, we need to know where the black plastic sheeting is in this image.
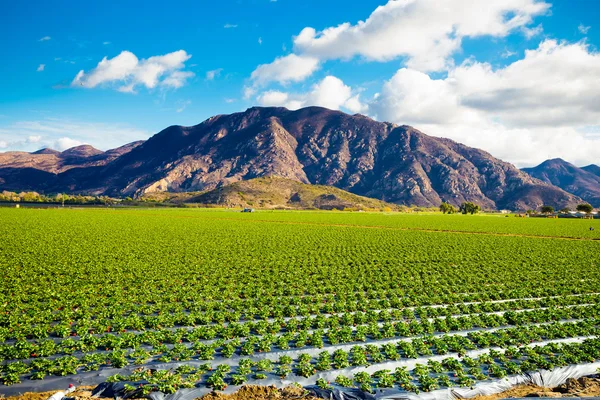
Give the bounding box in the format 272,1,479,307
306,386,378,400
89,383,380,400
91,382,211,400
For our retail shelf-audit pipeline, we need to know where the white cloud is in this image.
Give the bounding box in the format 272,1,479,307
205,68,223,81
258,37,263,45
0,119,150,152
225,98,236,103
250,54,320,86
54,137,84,151
578,24,591,34
290,0,549,73
103,41,111,45
224,24,238,28
0,141,7,149
36,64,45,72
256,75,367,113
39,36,51,42
370,39,600,166
71,50,194,92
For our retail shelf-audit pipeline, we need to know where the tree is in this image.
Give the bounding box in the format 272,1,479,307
540,205,554,214
439,202,456,214
460,202,480,215
576,203,594,214
559,207,571,214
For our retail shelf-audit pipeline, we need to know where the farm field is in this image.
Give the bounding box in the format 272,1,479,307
1,208,600,397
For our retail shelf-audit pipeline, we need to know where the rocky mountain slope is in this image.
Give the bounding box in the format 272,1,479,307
522,158,600,207
0,107,581,210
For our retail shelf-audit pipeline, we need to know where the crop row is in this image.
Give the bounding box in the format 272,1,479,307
0,294,600,341
2,304,597,361
1,320,596,389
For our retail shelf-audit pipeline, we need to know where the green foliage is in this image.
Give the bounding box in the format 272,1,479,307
577,203,594,213
1,208,600,393
439,202,457,214
460,202,481,214
541,205,554,214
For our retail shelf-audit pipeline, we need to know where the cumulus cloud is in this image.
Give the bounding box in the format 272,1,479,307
224,24,238,28
54,137,84,151
71,50,194,92
370,39,600,166
250,54,320,86
256,75,367,113
248,0,550,91
251,0,549,80
39,36,51,42
36,64,45,72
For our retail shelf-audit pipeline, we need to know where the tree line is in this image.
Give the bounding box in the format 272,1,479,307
0,191,117,205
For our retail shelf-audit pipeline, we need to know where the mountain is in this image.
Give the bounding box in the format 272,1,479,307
522,159,600,207
582,164,600,177
0,142,144,191
0,107,581,210
142,176,403,210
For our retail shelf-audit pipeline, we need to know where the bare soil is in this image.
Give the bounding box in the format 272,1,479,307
474,376,600,399
2,385,317,400
2,386,96,400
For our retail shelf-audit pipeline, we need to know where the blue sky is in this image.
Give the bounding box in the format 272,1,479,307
0,0,599,167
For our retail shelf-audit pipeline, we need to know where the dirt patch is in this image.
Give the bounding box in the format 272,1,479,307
2,387,97,400
3,385,316,400
200,385,316,400
474,376,600,399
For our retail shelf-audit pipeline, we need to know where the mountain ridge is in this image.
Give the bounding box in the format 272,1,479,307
522,158,600,207
0,106,582,210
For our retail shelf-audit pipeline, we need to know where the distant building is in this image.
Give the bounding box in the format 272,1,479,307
242,208,255,213
562,211,598,219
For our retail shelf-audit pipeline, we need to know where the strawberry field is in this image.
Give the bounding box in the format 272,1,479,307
1,208,599,397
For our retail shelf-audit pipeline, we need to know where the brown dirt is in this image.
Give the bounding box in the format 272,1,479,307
2,386,97,400
474,376,600,399
200,385,316,400
3,385,316,400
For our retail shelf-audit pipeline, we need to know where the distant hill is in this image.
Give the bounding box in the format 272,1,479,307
151,177,404,210
522,158,600,207
582,164,600,178
0,106,581,210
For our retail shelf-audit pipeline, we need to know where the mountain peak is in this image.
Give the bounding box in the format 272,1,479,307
32,148,60,155
0,106,582,210
61,145,103,158
523,158,600,206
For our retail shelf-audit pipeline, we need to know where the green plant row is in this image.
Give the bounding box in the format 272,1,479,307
2,304,597,362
